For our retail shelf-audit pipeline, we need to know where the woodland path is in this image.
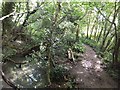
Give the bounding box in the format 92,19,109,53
1,45,119,89
70,45,118,88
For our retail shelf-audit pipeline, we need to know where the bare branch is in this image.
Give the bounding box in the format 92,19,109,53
95,5,120,25
0,4,43,21
0,11,16,21
95,7,113,24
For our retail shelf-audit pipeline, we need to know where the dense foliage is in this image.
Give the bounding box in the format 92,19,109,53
0,1,120,88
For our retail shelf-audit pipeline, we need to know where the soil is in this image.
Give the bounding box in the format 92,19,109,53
70,45,118,88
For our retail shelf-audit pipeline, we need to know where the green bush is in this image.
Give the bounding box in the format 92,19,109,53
62,33,76,47
81,38,97,49
73,41,85,53
50,65,69,82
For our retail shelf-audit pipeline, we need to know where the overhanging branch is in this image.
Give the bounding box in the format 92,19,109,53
95,5,120,25
0,11,16,21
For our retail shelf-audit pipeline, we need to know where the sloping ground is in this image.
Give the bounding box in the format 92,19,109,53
1,45,118,89
70,45,118,88
2,57,47,88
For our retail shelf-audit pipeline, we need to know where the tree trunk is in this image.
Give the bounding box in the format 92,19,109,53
94,23,98,41
103,34,114,52
90,19,96,39
46,2,61,85
76,25,80,42
97,19,104,43
86,18,90,38
113,3,120,65
2,2,15,35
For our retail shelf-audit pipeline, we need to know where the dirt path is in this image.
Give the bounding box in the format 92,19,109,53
2,45,118,88
71,45,118,88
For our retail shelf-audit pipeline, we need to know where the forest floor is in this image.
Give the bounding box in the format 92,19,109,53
2,45,118,88
69,45,118,88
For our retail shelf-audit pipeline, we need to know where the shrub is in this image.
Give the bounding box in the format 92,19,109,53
81,38,97,49
50,65,69,83
73,41,85,53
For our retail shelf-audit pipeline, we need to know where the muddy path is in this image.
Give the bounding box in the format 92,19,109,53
70,45,118,88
